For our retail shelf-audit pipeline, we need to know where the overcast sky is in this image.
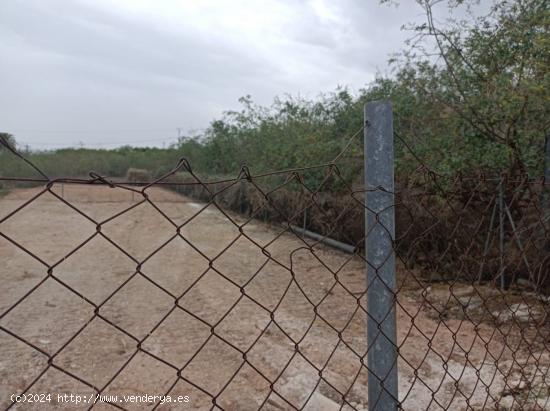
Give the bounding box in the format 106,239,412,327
0,0,427,150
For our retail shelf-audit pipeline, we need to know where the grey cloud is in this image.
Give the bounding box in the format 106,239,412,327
2,1,278,91
0,0,422,149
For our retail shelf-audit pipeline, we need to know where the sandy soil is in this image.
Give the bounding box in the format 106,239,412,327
0,184,549,410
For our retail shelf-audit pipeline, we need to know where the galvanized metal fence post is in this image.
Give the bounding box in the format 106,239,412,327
365,101,398,410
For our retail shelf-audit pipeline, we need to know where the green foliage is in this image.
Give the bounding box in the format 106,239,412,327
390,0,550,176
184,90,365,190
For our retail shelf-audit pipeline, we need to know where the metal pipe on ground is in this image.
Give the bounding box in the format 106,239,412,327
289,224,356,254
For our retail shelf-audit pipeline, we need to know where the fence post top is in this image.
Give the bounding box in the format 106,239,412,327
364,99,392,109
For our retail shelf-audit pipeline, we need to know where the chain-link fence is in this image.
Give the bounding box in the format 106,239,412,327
1,102,550,410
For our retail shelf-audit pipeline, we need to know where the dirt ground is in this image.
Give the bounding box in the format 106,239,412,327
1,184,549,410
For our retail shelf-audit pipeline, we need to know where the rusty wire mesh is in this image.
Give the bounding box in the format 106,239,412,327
1,127,550,411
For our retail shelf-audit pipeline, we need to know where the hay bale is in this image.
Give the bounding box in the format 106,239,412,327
125,168,152,182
